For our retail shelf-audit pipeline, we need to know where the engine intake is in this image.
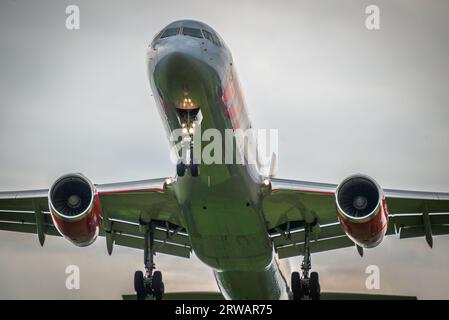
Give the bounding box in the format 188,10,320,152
50,175,93,218
49,174,102,246
337,175,380,220
335,174,388,248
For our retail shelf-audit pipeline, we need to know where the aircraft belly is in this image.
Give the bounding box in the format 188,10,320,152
214,260,290,300
175,168,272,272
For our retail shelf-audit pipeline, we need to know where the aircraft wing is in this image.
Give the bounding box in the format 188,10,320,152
263,178,449,259
0,178,191,258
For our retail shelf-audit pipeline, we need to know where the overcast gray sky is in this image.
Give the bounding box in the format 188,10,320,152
1,0,449,299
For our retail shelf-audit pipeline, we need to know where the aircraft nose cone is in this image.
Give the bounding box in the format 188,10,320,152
67,195,81,209
353,196,368,210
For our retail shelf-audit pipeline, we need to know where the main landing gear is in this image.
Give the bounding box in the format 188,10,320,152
134,222,165,300
291,224,321,300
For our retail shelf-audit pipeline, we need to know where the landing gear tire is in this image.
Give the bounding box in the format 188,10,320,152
291,271,302,300
154,283,164,301
134,270,146,300
152,271,164,300
309,272,321,300
190,164,200,177
177,162,186,177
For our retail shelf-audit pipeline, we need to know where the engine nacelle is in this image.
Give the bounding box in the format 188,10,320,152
49,173,102,246
335,174,388,248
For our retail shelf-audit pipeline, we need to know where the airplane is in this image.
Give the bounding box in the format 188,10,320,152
1,19,449,300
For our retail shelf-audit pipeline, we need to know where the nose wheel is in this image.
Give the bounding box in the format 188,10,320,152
177,163,200,177
177,162,186,177
190,163,200,177
134,222,165,300
291,224,321,300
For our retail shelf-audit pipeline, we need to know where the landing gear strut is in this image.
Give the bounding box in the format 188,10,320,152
176,108,200,178
291,224,321,300
134,222,165,300
177,142,200,177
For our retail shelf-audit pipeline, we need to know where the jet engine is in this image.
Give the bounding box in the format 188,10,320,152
48,173,102,246
335,174,388,248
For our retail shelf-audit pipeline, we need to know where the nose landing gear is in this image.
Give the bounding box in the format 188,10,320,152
291,224,321,300
176,132,200,178
134,222,165,300
176,108,201,178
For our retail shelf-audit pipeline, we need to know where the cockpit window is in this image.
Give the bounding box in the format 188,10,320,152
160,27,180,38
202,29,221,46
202,30,214,42
182,27,203,39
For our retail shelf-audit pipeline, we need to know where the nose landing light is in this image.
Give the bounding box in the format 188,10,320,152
183,98,195,108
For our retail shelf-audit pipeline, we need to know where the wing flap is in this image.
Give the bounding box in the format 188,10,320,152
0,221,37,234
0,210,36,223
392,213,449,228
105,214,191,258
0,221,60,237
109,219,190,247
271,222,344,247
113,234,191,258
277,235,354,259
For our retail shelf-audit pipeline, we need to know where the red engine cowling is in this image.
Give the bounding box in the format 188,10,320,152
335,174,388,248
49,173,102,246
